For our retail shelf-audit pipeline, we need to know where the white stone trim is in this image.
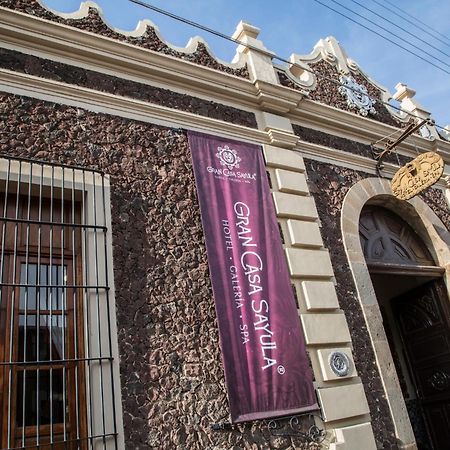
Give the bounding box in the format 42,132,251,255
263,145,305,172
301,280,340,311
286,248,335,278
275,169,309,195
2,6,450,161
0,68,267,145
0,6,295,115
287,219,323,248
272,192,318,220
316,383,370,422
300,313,351,345
341,177,450,449
291,101,450,161
333,422,377,450
75,2,248,68
265,144,378,447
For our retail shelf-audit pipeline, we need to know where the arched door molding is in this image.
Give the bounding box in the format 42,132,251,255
341,177,450,449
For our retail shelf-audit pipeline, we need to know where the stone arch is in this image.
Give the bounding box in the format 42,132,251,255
341,177,450,449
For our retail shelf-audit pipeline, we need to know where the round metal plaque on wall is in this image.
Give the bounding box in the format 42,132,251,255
391,151,444,200
329,351,351,377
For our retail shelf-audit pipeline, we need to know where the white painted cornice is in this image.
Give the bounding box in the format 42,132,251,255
0,7,258,107
1,6,450,165
35,1,248,70
0,68,267,144
298,139,378,174
296,139,448,190
297,139,390,176
1,67,448,191
254,80,304,113
293,99,450,163
0,7,308,116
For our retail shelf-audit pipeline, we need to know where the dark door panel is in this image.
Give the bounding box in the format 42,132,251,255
394,280,450,449
424,403,450,450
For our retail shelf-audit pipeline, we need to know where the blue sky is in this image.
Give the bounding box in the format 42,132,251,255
42,0,450,129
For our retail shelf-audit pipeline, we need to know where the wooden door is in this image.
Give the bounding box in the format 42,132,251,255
0,194,87,449
393,280,450,450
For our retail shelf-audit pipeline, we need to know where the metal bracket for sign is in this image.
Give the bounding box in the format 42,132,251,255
211,412,325,443
372,118,433,175
267,413,325,442
210,422,234,431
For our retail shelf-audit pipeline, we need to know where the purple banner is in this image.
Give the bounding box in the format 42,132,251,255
188,131,318,423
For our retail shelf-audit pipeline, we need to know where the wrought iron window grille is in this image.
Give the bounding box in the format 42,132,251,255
0,155,122,450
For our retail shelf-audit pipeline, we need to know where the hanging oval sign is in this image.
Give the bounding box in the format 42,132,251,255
391,151,444,200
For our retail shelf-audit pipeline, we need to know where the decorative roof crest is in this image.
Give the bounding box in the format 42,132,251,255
393,83,439,140
283,36,410,121
36,0,247,70
315,36,351,74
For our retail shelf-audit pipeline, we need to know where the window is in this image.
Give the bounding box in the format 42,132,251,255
0,157,123,450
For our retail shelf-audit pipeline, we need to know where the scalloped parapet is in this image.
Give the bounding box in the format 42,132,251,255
276,36,410,127
0,0,249,78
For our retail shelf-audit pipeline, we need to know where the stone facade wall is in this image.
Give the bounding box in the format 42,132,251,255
0,0,249,78
0,91,321,450
305,159,398,450
0,48,257,129
305,157,450,450
420,188,450,231
278,61,407,128
307,61,402,128
2,3,450,449
293,124,410,166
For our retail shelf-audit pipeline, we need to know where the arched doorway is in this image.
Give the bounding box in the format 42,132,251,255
360,205,450,450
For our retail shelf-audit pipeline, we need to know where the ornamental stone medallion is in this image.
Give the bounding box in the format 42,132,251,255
329,351,351,377
419,125,433,140
391,151,444,200
338,75,377,116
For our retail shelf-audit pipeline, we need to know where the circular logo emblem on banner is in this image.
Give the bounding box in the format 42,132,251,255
216,145,241,170
329,351,351,377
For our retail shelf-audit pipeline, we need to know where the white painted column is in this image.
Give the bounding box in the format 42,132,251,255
232,22,303,114
262,115,377,450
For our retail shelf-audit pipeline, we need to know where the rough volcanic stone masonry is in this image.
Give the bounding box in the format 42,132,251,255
308,61,402,127
305,158,450,450
0,91,321,450
278,60,403,127
0,0,249,79
0,48,257,129
293,124,411,166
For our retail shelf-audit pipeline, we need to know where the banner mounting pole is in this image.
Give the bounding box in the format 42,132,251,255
372,118,432,172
